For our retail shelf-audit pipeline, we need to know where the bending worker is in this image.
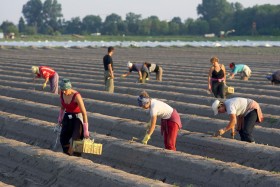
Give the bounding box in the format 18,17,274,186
229,63,252,80
212,97,263,143
144,62,163,81
122,61,150,83
138,91,182,151
57,78,90,156
31,65,59,94
266,70,280,85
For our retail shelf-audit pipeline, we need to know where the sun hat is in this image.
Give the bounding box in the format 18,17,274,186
31,66,39,74
127,61,133,68
212,99,221,115
59,78,72,90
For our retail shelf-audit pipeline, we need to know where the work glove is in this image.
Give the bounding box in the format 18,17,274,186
142,134,151,145
83,122,90,138
42,83,47,89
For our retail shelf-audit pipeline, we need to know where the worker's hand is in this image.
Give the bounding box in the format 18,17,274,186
208,85,212,92
42,83,47,90
121,74,126,78
83,123,90,138
214,129,225,137
110,74,115,79
142,134,151,145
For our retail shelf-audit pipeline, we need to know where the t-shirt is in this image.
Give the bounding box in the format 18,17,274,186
149,64,159,72
149,99,173,119
129,63,143,72
36,66,56,79
103,54,113,71
232,64,245,74
225,97,253,116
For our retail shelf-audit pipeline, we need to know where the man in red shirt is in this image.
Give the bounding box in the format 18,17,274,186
31,66,59,94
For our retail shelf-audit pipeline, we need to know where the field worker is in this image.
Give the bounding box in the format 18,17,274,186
208,56,226,99
143,62,163,81
138,91,182,151
31,66,59,94
57,78,90,156
266,70,280,85
103,46,115,93
229,63,252,80
121,62,150,83
212,97,263,143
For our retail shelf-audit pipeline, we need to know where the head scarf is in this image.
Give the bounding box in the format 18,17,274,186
137,95,150,107
59,78,72,90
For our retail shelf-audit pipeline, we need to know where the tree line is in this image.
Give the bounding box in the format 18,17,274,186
1,0,279,37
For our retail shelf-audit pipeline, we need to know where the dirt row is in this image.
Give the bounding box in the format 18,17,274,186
1,111,280,187
1,89,280,174
0,75,279,128
1,47,280,186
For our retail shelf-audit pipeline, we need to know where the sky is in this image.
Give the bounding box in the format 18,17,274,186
1,0,279,24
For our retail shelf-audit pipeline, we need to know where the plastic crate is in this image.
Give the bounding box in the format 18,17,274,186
73,139,102,155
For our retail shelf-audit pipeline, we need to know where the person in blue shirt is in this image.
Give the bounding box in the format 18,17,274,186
229,63,252,80
121,61,150,83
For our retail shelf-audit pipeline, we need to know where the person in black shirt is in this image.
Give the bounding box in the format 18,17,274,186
103,46,114,93
207,56,226,98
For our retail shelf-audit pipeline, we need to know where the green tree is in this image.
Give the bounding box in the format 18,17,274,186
82,15,102,34
125,12,141,35
102,13,123,35
18,17,26,33
64,17,82,34
1,21,19,35
42,0,63,34
169,17,182,35
22,0,43,30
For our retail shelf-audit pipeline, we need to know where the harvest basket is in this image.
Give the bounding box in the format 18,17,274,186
73,139,102,155
224,85,234,95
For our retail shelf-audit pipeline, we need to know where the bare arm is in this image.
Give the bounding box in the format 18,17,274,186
208,67,213,91
138,71,142,79
44,77,49,84
222,64,226,83
217,114,236,136
147,115,157,136
122,71,131,77
75,94,88,124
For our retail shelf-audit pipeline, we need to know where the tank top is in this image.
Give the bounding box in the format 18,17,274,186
212,64,224,79
60,92,81,113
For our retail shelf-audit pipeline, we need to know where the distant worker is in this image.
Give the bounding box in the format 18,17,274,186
138,91,182,151
103,46,115,93
58,78,90,156
144,62,163,81
31,66,59,94
208,56,226,99
121,61,150,83
266,70,280,85
212,97,263,143
229,63,252,80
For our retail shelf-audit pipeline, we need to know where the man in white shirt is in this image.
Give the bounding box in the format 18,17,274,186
212,97,263,143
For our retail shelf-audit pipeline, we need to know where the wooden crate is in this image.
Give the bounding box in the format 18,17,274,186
73,139,102,155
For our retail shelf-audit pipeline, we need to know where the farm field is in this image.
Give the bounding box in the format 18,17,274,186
0,46,280,186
